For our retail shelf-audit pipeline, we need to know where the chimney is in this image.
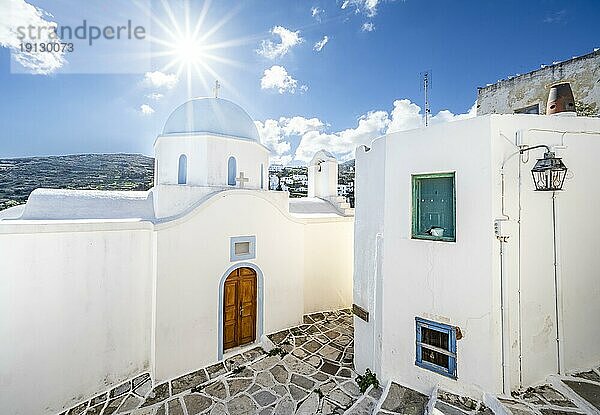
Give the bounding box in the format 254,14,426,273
546,82,576,115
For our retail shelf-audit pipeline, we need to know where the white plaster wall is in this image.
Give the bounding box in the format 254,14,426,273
491,115,600,386
153,191,302,381
154,134,269,188
354,116,503,398
0,224,153,415
353,140,386,377
303,220,354,313
355,113,600,399
381,116,501,397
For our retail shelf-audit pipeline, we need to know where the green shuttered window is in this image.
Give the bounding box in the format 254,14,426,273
412,173,456,242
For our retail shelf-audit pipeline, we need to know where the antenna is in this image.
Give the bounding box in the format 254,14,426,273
421,70,432,126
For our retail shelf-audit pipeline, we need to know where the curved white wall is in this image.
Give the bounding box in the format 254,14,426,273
152,191,353,381
154,134,269,189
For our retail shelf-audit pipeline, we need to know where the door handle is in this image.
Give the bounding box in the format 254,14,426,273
239,301,243,317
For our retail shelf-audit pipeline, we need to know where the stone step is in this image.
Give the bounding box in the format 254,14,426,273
374,381,429,414
494,368,600,415
343,385,383,415
434,389,492,414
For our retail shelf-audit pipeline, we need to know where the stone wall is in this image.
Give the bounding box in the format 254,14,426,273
477,50,600,116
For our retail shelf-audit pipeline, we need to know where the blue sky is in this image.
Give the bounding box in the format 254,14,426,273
0,0,598,163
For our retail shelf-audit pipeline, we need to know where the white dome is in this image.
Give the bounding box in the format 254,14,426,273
162,97,260,142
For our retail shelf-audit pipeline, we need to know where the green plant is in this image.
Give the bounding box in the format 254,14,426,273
190,384,205,393
576,101,598,117
355,368,379,393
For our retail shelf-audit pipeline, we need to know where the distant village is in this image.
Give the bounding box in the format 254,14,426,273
268,159,356,206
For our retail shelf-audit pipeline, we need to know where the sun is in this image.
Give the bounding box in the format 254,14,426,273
173,36,205,65
140,0,246,98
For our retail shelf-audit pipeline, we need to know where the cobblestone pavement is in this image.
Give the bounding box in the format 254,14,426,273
60,309,360,415
497,369,600,415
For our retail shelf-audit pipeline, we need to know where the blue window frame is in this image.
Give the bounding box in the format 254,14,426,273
415,317,457,379
230,236,256,261
178,154,187,184
227,156,237,186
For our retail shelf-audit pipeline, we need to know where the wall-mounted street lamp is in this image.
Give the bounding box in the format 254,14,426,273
520,145,568,191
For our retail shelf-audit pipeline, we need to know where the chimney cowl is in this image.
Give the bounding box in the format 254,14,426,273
546,82,576,115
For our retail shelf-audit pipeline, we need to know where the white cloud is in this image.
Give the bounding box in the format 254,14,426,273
255,119,291,156
257,26,304,59
387,99,423,132
361,22,375,32
140,104,155,115
342,0,380,17
0,0,66,74
257,99,477,164
311,6,324,21
146,92,164,101
256,116,325,166
281,116,324,136
313,36,329,52
294,110,389,162
142,71,178,89
270,154,293,166
260,65,300,94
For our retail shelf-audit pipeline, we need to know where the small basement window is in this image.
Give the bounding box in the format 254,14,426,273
230,236,256,261
416,317,457,379
412,173,456,242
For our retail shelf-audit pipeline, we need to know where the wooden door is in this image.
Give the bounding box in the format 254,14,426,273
223,267,257,351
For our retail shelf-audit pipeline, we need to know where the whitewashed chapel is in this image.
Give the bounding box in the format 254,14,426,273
0,97,354,415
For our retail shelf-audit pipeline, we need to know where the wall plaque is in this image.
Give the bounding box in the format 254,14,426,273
352,304,369,322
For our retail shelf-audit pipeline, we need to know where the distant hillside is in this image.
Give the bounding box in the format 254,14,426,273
0,154,154,211
0,153,356,212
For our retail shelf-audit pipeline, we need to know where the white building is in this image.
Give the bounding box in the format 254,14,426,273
353,114,600,400
269,163,284,173
268,174,280,190
338,184,349,196
0,97,354,415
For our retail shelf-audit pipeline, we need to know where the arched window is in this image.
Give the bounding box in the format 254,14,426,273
260,164,264,189
178,154,187,184
227,156,237,186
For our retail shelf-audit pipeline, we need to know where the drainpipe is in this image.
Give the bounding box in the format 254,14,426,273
497,167,512,395
552,191,563,374
372,232,383,376
497,233,511,395
498,140,522,394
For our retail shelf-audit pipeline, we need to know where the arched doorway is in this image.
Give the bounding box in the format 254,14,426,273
223,267,257,351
